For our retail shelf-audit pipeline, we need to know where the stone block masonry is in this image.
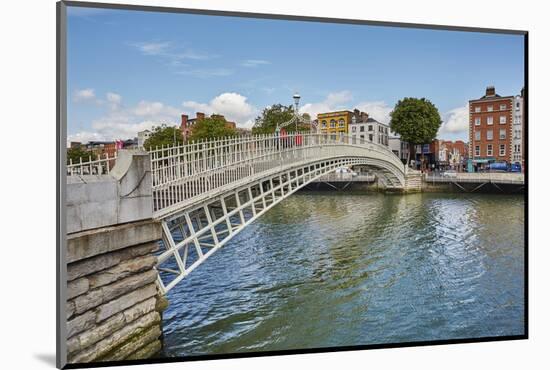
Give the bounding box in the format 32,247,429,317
66,220,166,364
64,149,168,365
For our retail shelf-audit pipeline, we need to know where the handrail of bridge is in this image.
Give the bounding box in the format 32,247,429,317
149,132,406,216
66,152,117,176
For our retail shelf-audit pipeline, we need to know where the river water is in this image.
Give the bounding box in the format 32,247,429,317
160,192,525,356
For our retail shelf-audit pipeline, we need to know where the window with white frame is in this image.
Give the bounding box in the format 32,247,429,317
321,120,327,128
499,129,506,139
360,126,365,132
487,105,493,112
487,144,493,156
475,106,481,113
487,116,493,125
330,119,336,128
338,119,345,128
351,126,356,132
499,144,505,156
475,130,481,140
475,117,481,125
475,145,480,156
500,104,506,110
487,130,493,140
500,116,506,124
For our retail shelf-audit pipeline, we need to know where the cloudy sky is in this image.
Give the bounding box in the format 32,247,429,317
67,6,524,144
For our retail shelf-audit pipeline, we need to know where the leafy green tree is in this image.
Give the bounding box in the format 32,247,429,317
252,104,310,134
389,97,442,166
144,124,183,150
67,146,92,164
188,116,237,141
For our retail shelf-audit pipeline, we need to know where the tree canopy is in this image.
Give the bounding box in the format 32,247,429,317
143,124,183,150
252,104,311,134
389,97,442,146
188,116,237,141
67,146,92,164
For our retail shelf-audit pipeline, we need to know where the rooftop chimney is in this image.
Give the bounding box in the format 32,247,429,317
486,86,496,97
180,114,188,128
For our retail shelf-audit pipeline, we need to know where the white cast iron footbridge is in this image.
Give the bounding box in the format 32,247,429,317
69,133,418,294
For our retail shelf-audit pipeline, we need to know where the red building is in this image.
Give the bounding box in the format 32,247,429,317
181,112,236,141
469,86,515,171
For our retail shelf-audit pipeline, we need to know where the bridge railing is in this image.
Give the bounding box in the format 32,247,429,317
149,132,405,216
66,152,117,176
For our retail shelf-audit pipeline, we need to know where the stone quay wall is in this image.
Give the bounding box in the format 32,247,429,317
65,150,167,364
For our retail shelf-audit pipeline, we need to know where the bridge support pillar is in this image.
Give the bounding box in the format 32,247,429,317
403,171,422,192
64,149,166,364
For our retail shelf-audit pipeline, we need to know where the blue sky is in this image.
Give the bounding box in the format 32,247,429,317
67,6,524,143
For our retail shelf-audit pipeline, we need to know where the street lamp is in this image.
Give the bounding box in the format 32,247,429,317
293,93,301,131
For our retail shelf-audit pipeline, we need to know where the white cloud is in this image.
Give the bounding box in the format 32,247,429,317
68,97,181,144
73,88,96,102
131,41,218,64
106,92,121,104
183,92,257,128
299,90,353,117
106,92,122,110
299,92,394,126
176,68,234,78
133,41,172,56
241,59,270,67
355,101,393,124
438,104,469,138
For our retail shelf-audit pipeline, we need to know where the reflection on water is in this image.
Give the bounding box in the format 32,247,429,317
160,192,525,356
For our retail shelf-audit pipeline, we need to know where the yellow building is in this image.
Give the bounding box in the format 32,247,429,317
317,110,353,136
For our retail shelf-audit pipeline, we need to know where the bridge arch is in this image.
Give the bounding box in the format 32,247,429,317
151,133,414,293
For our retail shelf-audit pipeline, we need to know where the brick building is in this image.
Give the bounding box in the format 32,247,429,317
181,112,236,141
469,86,520,171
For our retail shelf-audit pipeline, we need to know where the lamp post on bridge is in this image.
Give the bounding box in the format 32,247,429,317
293,93,301,132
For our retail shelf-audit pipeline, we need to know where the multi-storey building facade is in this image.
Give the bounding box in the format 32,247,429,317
349,116,389,146
181,112,236,141
137,129,151,147
512,89,524,168
469,86,517,171
317,110,354,136
388,135,410,163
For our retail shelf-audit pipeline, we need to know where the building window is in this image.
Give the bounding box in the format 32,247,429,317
487,144,493,156
368,125,373,131
338,119,345,128
475,130,481,140
369,134,373,141
360,126,365,132
499,129,506,139
475,106,481,113
487,130,493,140
500,116,506,124
500,104,507,110
359,135,365,140
330,119,336,128
351,126,356,132
487,116,493,125
475,145,480,156
516,102,520,110
321,120,327,128
475,117,481,126
487,105,493,112
499,144,505,156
